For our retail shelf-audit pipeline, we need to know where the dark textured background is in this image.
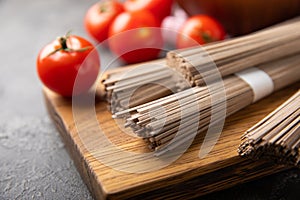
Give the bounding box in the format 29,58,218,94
1,0,300,199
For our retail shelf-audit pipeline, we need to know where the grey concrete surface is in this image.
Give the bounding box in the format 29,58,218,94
1,0,300,199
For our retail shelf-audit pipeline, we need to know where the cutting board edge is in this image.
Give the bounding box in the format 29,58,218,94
43,90,108,200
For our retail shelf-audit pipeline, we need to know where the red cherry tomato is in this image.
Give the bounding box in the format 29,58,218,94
177,15,226,49
124,0,173,22
84,0,124,43
37,34,100,96
108,10,163,64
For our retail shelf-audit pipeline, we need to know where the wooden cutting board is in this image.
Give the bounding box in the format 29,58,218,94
43,67,299,199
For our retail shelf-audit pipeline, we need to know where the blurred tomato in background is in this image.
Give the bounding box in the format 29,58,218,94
84,0,124,43
177,15,226,49
124,0,173,22
108,10,163,64
176,0,300,36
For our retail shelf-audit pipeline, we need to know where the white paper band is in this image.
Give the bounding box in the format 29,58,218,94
235,67,274,102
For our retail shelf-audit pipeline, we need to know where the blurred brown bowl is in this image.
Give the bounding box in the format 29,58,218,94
177,0,300,36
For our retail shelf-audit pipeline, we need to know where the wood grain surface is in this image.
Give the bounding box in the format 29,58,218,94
44,71,299,199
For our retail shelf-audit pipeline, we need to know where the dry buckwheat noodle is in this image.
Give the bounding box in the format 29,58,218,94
238,90,300,167
167,17,300,86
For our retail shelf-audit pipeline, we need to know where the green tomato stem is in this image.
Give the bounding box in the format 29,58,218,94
47,33,92,57
59,37,68,50
201,32,214,43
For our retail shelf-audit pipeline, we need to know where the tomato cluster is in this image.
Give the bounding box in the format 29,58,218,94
37,0,227,97
84,0,226,63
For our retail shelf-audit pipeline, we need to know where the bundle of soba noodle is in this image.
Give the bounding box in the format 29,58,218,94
239,90,300,167
100,61,187,113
